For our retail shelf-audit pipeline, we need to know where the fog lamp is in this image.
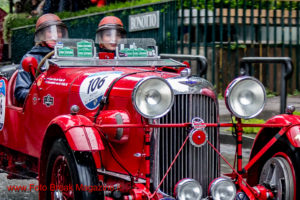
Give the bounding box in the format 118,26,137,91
132,77,174,119
175,179,202,200
225,76,266,119
209,177,236,200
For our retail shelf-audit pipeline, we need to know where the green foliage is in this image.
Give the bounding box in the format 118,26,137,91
56,0,161,19
3,13,35,42
294,111,300,116
288,89,300,97
218,43,247,50
180,0,300,10
0,1,9,13
3,0,162,42
218,93,224,100
227,117,265,134
265,88,277,98
293,89,300,96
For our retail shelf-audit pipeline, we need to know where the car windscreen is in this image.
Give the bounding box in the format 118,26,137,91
48,58,186,68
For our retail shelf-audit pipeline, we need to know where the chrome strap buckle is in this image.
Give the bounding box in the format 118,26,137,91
192,117,206,130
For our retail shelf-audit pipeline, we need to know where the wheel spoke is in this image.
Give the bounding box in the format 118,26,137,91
62,189,74,199
48,140,97,200
269,163,279,189
51,155,74,200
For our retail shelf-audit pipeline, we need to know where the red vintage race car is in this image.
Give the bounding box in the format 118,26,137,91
0,38,299,200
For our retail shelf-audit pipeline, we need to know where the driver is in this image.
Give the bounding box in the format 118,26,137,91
96,16,126,55
15,14,68,104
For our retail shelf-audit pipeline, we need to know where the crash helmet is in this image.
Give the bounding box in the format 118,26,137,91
96,16,126,51
34,14,68,48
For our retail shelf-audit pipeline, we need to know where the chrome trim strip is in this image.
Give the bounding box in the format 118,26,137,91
97,169,148,184
166,76,216,97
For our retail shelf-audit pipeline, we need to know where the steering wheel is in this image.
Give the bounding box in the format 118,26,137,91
35,50,54,77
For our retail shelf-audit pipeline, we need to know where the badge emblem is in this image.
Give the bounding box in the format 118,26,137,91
32,93,38,105
43,94,54,107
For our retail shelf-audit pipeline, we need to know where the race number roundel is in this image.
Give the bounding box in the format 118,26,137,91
79,71,123,110
0,80,5,130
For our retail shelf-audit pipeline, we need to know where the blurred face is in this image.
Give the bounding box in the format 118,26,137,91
97,29,124,51
45,26,63,48
35,25,68,48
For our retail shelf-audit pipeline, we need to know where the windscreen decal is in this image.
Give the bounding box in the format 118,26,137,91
0,80,6,131
79,71,123,110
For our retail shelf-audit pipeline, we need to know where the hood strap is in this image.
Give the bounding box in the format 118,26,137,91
93,70,156,122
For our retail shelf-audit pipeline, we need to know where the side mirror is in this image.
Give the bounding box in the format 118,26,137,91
22,56,38,76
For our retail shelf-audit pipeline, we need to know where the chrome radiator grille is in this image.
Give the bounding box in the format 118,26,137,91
156,94,219,197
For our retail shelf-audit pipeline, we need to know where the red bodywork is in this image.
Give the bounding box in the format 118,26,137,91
0,55,299,200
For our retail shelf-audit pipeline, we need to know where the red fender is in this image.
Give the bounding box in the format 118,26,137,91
251,114,300,151
48,114,104,151
248,114,300,184
286,126,300,147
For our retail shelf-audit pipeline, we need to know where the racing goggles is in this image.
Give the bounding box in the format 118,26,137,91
96,28,126,44
34,25,68,43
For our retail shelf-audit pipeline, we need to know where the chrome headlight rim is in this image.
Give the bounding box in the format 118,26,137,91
209,177,236,200
175,178,203,200
132,76,174,119
225,76,266,119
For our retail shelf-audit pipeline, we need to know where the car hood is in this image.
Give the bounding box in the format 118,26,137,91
47,66,215,113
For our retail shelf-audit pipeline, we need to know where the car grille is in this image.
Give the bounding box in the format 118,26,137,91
156,94,219,197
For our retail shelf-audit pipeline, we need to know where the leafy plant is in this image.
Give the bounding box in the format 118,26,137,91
265,88,277,98
294,111,300,116
3,13,33,42
3,0,162,42
218,92,224,100
293,89,300,96
179,0,300,10
0,1,9,12
226,117,265,134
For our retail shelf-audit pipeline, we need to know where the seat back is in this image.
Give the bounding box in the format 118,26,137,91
7,70,22,107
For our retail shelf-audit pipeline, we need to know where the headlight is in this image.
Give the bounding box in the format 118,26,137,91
209,177,236,200
175,179,203,200
225,76,266,119
132,77,174,119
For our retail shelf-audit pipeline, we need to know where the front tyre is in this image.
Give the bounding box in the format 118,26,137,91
46,138,99,200
259,156,295,200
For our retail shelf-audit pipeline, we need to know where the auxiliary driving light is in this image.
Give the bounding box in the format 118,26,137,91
132,77,174,119
225,76,266,119
174,179,203,200
209,177,236,200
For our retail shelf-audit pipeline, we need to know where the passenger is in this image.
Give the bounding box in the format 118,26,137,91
14,13,68,104
96,16,126,55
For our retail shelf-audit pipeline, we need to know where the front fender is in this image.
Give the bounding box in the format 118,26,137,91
286,126,300,147
49,114,104,151
251,114,300,154
247,114,300,186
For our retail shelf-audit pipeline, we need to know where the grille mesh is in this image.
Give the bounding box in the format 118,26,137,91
157,94,219,196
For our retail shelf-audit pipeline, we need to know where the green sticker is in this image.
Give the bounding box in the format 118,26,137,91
119,47,151,57
133,49,139,57
126,49,134,57
77,40,93,57
58,47,74,57
137,48,147,57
